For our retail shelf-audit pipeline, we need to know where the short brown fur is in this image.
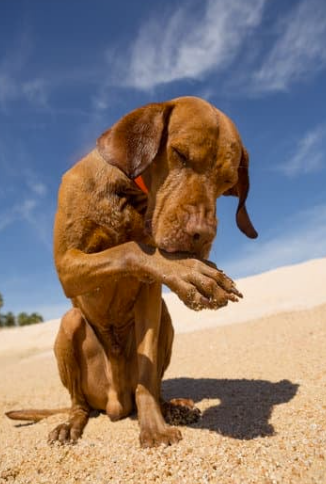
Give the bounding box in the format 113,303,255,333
6,96,257,448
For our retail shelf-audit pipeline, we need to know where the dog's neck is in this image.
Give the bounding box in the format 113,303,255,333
95,147,149,195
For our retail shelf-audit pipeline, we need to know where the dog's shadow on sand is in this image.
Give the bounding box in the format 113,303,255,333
162,378,299,440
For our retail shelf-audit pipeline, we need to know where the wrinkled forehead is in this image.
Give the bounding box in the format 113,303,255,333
168,97,219,159
169,97,218,137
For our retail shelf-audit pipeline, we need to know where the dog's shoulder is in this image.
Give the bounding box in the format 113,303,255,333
55,149,149,253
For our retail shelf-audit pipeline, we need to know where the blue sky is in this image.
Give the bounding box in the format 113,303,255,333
1,0,325,320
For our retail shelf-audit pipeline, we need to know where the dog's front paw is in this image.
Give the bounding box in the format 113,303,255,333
48,422,83,445
139,426,182,448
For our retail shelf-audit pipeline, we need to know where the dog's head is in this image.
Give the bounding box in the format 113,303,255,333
97,96,258,258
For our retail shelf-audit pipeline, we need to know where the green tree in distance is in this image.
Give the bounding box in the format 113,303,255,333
17,312,43,326
0,292,44,328
3,311,16,327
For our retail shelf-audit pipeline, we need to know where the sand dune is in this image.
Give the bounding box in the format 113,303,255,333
1,257,326,483
166,257,326,333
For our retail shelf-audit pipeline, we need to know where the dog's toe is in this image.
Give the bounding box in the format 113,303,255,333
140,426,182,448
48,422,81,445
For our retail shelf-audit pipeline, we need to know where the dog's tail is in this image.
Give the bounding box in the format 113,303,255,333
5,408,70,422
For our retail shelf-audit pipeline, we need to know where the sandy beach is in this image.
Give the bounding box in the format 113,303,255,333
1,258,326,483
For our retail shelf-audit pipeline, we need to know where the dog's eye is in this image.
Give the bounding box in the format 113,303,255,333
173,147,188,166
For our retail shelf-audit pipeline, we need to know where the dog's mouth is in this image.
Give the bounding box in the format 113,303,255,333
160,246,193,257
157,240,211,260
148,211,214,259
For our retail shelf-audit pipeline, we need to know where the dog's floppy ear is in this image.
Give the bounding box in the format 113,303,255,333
97,103,170,179
224,147,258,239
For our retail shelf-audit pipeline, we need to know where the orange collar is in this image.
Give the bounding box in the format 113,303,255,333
134,176,148,194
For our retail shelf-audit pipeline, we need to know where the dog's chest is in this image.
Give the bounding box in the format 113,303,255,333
74,276,141,355
75,276,141,325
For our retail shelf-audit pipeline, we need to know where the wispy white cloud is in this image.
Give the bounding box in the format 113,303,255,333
21,78,49,108
0,26,105,116
277,124,326,177
0,74,49,109
0,30,50,110
25,171,48,196
253,0,326,92
0,195,52,249
223,203,326,278
28,181,48,196
0,138,50,246
111,0,266,90
0,199,37,232
0,137,48,196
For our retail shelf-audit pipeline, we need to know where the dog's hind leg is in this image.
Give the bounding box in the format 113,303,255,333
48,308,108,444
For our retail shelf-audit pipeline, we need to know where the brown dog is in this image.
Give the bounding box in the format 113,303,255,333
6,96,257,447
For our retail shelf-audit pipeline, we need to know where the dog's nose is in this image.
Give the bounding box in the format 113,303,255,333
185,218,216,251
188,226,214,244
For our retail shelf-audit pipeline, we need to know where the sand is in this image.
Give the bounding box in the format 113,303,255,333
1,258,326,483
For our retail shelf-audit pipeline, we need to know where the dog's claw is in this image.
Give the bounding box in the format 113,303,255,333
231,286,243,298
48,422,82,445
139,426,182,448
